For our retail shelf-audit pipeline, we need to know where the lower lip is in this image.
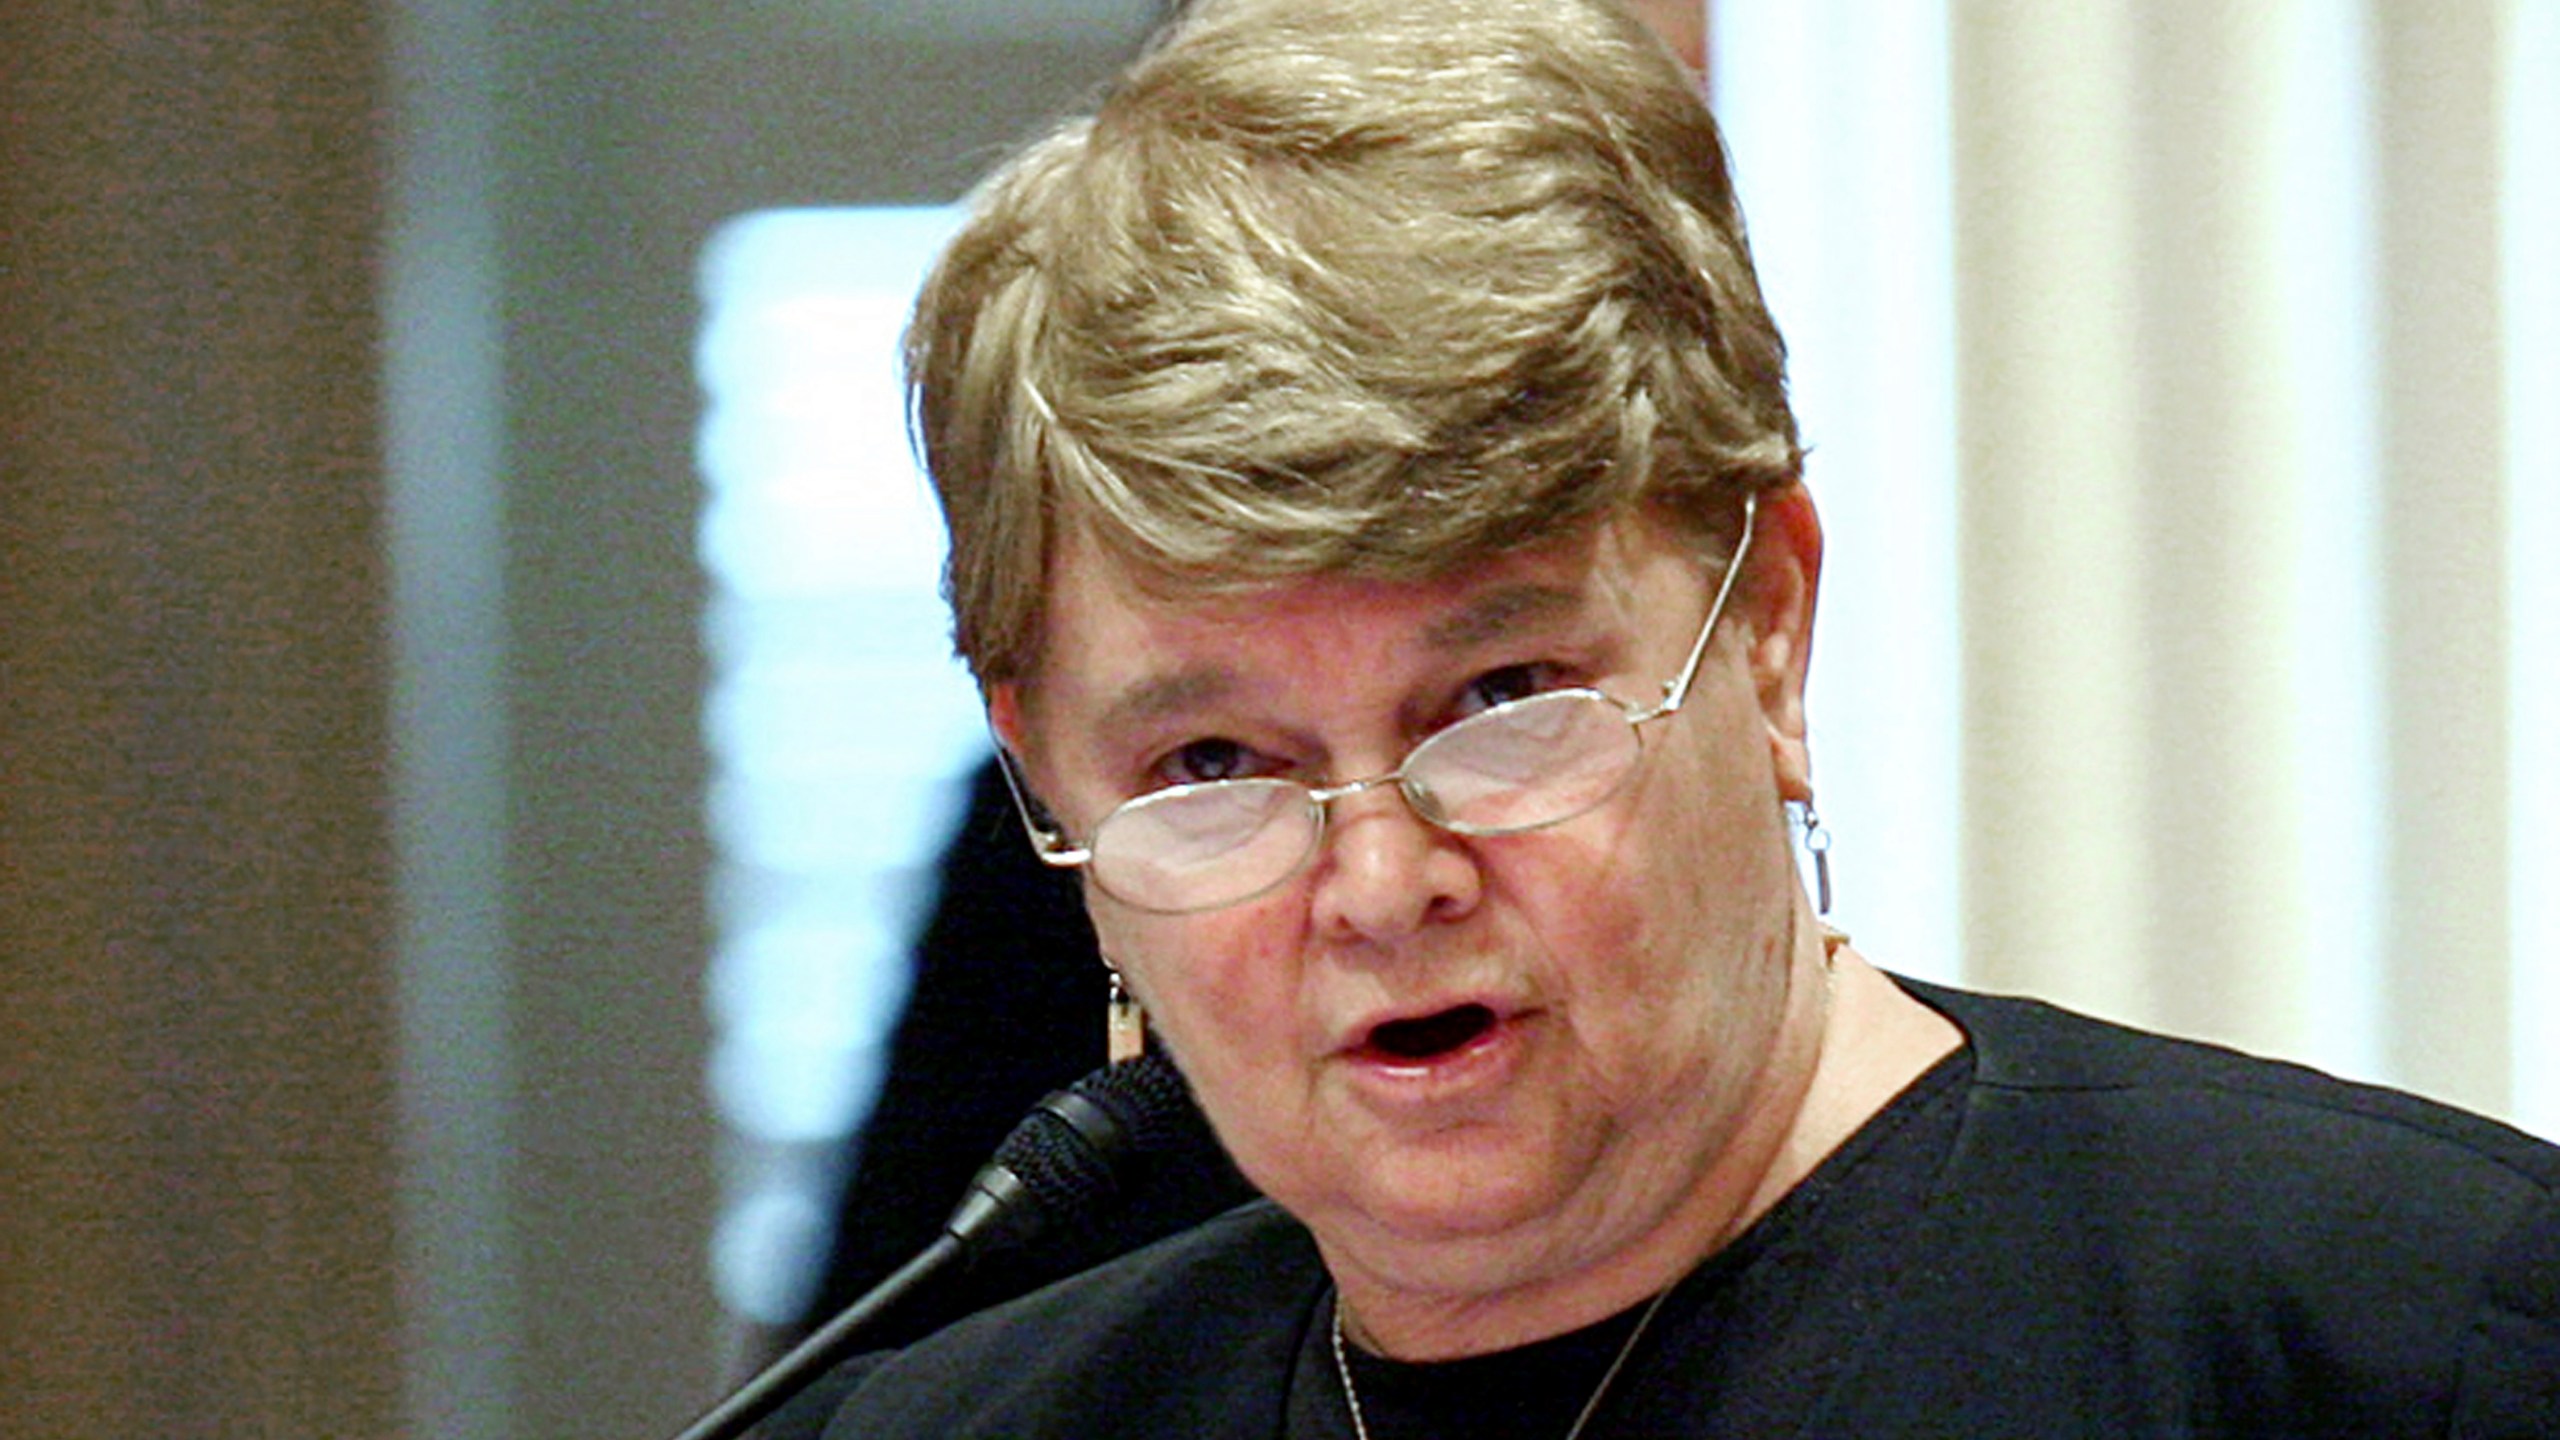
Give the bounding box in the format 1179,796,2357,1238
1342,1010,1538,1103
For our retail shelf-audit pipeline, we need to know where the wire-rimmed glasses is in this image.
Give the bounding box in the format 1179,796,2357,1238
1001,495,1759,914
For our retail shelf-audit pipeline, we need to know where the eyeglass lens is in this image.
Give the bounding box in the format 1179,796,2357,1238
1088,778,1312,912
1405,690,1640,832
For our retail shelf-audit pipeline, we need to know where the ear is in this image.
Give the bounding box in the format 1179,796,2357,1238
1739,482,1822,802
987,680,1065,831
988,682,1028,753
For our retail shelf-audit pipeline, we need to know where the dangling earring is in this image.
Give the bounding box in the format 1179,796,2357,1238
1798,798,1834,917
1796,798,1850,961
1106,964,1147,1065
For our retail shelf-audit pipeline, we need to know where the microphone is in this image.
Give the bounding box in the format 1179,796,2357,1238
662,1051,1194,1440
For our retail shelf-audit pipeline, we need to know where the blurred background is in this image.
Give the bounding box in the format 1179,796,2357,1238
3,2,2551,1437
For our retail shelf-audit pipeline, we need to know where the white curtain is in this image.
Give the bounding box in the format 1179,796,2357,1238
1712,0,2556,1137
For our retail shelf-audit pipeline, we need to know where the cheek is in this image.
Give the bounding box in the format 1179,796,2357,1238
1092,903,1324,1191
1092,903,1304,1065
1519,732,1790,1022
1633,691,1793,897
1498,760,1748,955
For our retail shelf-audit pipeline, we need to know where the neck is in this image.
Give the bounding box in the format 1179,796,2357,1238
1758,943,1961,1212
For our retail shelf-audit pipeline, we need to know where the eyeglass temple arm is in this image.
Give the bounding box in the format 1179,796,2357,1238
1638,490,1759,723
991,740,1093,868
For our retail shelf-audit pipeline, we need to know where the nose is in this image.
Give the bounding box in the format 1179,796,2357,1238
1307,782,1483,945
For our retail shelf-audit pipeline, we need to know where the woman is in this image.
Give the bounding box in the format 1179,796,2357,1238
775,0,2559,1433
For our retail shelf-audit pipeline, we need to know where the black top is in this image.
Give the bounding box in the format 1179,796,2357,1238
771,980,2560,1438
1282,1047,1973,1438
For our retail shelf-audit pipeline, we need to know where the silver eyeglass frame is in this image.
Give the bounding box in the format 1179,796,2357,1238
995,492,1760,914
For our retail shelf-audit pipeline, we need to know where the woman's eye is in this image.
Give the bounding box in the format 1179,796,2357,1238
1458,663,1553,716
1158,737,1261,786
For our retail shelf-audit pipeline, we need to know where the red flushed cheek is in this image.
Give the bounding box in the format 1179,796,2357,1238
1103,905,1313,1057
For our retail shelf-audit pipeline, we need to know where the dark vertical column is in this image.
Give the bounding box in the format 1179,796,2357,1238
0,3,404,1436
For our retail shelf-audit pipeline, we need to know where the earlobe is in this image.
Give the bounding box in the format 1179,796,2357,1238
988,683,1029,757
1745,484,1822,800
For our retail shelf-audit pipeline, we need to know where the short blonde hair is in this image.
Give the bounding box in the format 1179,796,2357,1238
909,0,1801,687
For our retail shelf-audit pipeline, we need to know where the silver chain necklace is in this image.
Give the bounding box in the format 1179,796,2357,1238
1328,1285,1675,1440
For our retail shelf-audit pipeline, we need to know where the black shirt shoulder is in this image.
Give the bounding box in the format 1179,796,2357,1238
1868,978,2560,1437
1905,976,2560,1189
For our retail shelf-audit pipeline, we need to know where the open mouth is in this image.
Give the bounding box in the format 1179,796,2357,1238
1365,1003,1498,1062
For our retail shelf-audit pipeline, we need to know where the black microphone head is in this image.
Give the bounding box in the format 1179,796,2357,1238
946,1050,1194,1250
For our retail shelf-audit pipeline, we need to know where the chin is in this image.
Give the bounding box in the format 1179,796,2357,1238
1318,1138,1594,1255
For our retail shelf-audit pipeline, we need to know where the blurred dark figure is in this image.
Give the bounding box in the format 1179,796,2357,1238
781,756,1256,1352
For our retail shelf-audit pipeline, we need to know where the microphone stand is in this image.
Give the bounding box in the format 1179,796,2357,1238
655,1052,1189,1440
665,1235,959,1440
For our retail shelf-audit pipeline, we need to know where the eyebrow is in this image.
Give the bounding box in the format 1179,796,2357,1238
1419,582,1586,652
1095,665,1235,740
1087,581,1587,741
